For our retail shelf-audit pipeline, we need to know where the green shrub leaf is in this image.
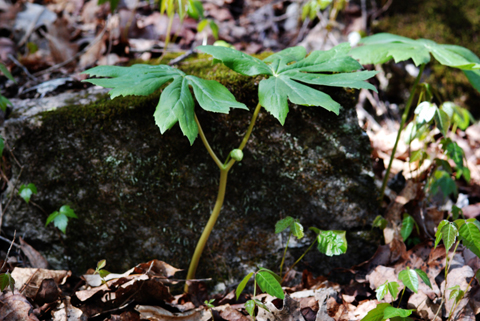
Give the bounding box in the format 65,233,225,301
0,272,15,292
245,300,255,317
398,267,419,293
83,64,247,145
236,271,254,300
198,43,377,124
400,213,417,241
440,221,458,253
316,230,347,256
434,108,450,137
414,269,432,289
18,183,37,203
275,217,294,233
414,101,436,124
256,270,284,299
253,299,270,312
387,281,400,300
383,306,413,319
292,221,304,239
359,303,390,321
372,215,388,230
0,63,14,82
375,281,389,301
458,220,480,258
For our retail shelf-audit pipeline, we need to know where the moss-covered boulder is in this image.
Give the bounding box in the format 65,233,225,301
2,56,379,284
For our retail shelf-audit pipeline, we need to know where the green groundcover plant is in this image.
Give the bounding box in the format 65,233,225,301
349,33,480,200
83,42,377,290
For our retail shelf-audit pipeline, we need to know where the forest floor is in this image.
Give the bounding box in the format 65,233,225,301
1,0,480,320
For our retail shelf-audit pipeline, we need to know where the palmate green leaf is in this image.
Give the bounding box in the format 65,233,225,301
398,267,419,293
275,216,294,233
83,64,247,145
198,43,377,125
350,33,480,70
236,272,254,300
256,270,284,299
442,44,480,94
458,220,480,258
316,230,347,256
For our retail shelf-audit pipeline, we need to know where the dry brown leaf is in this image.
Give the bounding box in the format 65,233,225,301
34,278,60,305
11,267,71,299
463,203,480,219
0,292,40,321
83,267,135,287
20,237,49,269
45,17,78,65
352,299,379,320
407,292,441,321
52,296,86,321
215,304,250,321
78,31,107,69
385,180,420,223
134,259,182,278
135,305,210,321
256,293,306,321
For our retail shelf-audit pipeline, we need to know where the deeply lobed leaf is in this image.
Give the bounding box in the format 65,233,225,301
198,44,377,125
83,64,247,145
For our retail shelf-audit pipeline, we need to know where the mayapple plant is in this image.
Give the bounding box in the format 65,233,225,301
83,42,377,290
349,33,480,200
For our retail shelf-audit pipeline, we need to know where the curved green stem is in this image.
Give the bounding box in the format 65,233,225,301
195,114,222,169
185,103,263,292
281,235,318,283
397,287,406,308
379,64,426,200
279,231,291,278
225,102,262,171
185,168,229,291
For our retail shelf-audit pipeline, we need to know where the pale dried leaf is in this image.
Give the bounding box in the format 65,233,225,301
441,265,474,318
407,292,441,321
0,292,40,321
11,267,71,299
20,237,49,269
52,296,86,321
135,305,209,321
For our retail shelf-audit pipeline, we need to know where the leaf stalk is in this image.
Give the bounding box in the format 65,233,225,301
379,64,425,200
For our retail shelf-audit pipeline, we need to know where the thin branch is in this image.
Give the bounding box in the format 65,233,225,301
0,231,17,272
7,54,37,82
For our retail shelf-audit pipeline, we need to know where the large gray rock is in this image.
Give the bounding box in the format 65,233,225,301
2,57,379,283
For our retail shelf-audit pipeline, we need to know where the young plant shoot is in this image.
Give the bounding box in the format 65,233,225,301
83,43,377,291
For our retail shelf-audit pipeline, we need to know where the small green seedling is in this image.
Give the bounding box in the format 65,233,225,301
361,303,414,321
204,299,215,320
18,183,37,204
0,272,15,293
46,205,78,234
434,217,480,319
372,215,388,230
275,216,304,276
236,268,284,320
94,259,111,284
